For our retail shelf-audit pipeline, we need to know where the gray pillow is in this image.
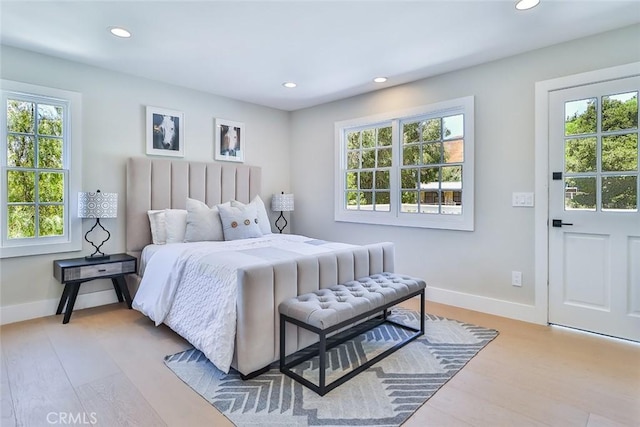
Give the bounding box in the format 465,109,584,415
217,203,263,241
184,198,225,242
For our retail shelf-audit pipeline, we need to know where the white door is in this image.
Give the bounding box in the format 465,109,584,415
549,75,640,342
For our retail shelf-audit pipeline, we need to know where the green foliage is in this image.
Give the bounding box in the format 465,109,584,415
5,99,65,239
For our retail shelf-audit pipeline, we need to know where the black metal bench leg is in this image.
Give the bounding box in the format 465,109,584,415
319,330,326,395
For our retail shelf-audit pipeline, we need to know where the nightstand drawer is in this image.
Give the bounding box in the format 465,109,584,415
63,260,136,281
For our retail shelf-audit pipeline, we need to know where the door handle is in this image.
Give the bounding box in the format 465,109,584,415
552,219,574,227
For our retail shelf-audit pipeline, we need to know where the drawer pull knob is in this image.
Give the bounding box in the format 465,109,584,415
98,269,106,272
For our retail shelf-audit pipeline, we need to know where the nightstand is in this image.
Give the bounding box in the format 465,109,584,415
53,253,137,324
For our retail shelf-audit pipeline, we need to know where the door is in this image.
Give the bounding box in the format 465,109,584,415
549,75,640,342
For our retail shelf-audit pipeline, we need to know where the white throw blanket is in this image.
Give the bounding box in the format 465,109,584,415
133,234,353,373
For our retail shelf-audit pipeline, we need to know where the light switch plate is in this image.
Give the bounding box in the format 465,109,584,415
512,192,534,207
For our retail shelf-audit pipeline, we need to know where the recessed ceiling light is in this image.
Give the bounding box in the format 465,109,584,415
373,77,388,83
109,27,131,38
515,0,540,10
283,82,297,88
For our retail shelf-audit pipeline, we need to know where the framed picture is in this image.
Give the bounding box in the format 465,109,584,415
146,106,184,157
215,118,244,163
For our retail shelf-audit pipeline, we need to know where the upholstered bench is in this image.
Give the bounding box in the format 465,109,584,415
279,272,426,395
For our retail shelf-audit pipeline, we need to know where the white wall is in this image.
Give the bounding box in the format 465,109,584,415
0,46,291,321
289,25,640,319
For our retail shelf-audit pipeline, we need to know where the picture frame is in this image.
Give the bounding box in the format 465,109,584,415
215,118,244,163
146,106,185,157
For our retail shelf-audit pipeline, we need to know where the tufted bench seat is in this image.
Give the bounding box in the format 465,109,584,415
279,272,426,395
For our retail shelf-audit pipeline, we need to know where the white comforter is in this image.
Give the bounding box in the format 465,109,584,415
133,234,353,373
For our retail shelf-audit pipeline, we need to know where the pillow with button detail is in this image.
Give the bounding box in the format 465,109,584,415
217,203,263,241
231,195,272,235
184,198,226,242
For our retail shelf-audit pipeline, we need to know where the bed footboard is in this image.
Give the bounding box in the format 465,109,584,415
232,242,395,377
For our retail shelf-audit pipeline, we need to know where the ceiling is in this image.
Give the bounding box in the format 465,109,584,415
1,1,639,111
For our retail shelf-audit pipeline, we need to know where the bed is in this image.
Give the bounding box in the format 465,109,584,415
125,157,395,378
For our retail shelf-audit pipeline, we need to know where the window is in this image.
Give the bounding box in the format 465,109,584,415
1,81,82,258
335,96,474,230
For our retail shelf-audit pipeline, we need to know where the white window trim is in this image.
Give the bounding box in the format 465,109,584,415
334,96,474,231
0,80,82,258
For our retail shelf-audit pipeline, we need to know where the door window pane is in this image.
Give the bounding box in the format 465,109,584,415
601,134,638,172
565,98,597,136
602,91,638,132
602,175,637,211
565,137,596,173
565,177,596,211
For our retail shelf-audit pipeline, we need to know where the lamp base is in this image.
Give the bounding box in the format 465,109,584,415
274,211,288,233
85,254,111,261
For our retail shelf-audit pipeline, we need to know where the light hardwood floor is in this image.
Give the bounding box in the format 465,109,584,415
1,299,638,426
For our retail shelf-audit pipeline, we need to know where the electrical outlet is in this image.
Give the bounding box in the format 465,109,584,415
512,271,522,287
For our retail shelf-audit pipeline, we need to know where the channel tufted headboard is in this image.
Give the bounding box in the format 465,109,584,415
126,157,261,258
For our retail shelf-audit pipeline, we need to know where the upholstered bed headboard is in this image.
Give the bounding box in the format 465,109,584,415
126,157,261,257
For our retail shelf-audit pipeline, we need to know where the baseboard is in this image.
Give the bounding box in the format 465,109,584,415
426,286,546,325
0,289,119,325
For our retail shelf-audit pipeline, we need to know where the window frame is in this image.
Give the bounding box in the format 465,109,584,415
334,96,474,231
1,80,82,258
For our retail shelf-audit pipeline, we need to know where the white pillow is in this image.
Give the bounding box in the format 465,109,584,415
231,195,272,235
217,203,263,241
164,209,188,243
147,210,167,245
184,198,224,242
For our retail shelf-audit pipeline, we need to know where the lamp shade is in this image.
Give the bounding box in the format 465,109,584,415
78,191,118,218
271,193,294,212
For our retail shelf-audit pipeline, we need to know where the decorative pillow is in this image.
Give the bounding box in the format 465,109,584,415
147,210,166,245
231,196,271,235
217,203,263,241
184,198,225,242
231,195,272,235
164,209,188,244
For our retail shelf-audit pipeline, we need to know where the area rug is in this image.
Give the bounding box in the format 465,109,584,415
164,308,498,426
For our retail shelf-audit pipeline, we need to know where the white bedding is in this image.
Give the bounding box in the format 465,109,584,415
132,234,354,373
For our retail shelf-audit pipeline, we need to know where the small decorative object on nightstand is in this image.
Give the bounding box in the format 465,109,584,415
271,192,294,233
53,253,136,324
78,190,118,260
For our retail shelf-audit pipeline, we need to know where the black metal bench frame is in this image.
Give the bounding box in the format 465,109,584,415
279,287,425,396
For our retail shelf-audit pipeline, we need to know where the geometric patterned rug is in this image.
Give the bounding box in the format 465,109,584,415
164,308,498,426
